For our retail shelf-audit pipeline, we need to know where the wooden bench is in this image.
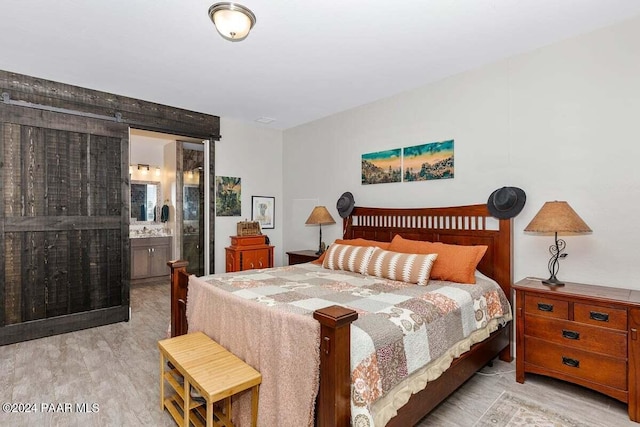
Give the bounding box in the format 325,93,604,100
158,331,262,427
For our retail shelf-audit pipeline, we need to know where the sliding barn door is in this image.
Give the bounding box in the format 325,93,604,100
0,107,130,344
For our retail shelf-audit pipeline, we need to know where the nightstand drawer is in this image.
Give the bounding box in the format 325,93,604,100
575,302,627,331
525,336,627,390
524,295,569,319
524,315,627,357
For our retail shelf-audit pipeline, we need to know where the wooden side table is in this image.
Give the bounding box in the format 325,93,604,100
286,250,321,265
159,332,262,427
514,277,640,422
225,235,274,272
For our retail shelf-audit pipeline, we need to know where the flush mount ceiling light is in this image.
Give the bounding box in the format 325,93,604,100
208,2,256,42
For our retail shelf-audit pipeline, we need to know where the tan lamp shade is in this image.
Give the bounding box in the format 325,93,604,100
524,201,592,234
305,206,336,225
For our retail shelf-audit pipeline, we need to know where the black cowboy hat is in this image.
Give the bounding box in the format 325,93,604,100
336,192,355,218
487,186,526,219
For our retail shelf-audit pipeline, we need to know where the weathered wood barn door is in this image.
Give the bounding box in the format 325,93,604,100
1,107,130,344
0,70,220,345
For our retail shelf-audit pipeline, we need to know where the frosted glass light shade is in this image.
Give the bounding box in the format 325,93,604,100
209,3,256,42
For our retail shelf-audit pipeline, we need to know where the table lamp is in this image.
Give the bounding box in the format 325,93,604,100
524,201,592,286
305,206,336,255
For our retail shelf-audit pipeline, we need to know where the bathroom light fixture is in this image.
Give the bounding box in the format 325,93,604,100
138,164,150,175
208,2,256,42
155,167,161,177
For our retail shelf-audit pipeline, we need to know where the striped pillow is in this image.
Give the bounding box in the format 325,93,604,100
366,248,438,286
322,244,375,274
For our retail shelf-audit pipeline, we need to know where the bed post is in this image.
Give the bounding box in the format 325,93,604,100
168,260,189,337
496,217,513,362
313,305,358,427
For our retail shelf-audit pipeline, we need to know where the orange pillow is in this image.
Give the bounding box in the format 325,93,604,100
388,235,487,284
312,238,391,265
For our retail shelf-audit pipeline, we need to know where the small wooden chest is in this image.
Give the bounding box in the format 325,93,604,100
237,221,262,236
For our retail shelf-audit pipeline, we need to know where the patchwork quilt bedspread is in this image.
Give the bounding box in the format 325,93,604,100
192,262,512,426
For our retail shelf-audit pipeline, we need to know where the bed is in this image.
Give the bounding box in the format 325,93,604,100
168,204,513,426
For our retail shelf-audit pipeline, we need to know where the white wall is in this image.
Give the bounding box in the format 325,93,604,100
214,118,284,273
130,134,165,169
282,15,640,289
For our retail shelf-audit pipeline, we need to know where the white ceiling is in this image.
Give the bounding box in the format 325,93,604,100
2,1,640,129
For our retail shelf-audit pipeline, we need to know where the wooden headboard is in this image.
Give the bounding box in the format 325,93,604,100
343,204,513,296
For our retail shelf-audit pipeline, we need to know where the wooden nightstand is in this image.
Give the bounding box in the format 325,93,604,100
513,277,640,422
286,250,320,265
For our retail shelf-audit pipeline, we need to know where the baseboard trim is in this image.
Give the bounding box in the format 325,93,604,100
0,306,129,345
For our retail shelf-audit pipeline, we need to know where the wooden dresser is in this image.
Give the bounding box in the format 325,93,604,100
514,277,640,422
225,235,274,272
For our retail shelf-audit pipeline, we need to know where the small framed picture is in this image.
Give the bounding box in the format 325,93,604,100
251,196,275,229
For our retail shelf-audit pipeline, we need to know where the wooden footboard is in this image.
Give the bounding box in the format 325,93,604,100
313,305,359,427
167,260,360,426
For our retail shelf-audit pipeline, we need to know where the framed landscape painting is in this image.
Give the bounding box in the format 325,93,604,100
361,148,402,184
403,140,454,182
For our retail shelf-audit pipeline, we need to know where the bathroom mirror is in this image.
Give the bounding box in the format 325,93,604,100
131,181,161,222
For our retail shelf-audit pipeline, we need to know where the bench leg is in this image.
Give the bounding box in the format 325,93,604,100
251,385,260,427
160,352,165,411
184,379,191,427
206,400,213,427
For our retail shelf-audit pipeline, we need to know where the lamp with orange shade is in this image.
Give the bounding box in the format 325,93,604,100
305,206,336,255
524,201,592,286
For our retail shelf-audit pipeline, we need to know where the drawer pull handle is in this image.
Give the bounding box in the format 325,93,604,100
589,311,609,322
562,330,580,340
562,357,580,368
537,303,553,312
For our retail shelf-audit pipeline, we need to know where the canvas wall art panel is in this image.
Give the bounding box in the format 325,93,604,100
215,176,241,216
403,140,454,181
361,148,402,185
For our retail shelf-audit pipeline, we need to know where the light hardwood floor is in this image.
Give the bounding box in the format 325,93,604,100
0,280,635,426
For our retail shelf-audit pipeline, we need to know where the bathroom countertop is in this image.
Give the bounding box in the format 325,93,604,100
130,233,172,239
